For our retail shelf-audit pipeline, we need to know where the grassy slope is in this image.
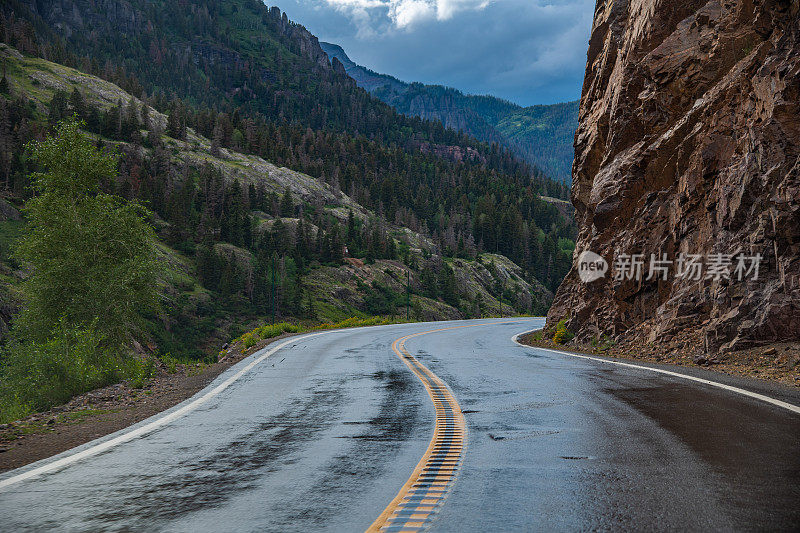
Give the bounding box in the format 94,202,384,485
0,44,552,362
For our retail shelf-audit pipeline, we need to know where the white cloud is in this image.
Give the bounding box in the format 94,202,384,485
279,0,594,105
389,0,435,28
435,0,489,20
323,0,491,31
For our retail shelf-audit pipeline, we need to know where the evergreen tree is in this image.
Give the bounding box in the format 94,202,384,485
280,188,294,217
420,265,438,299
438,263,458,307
68,88,86,119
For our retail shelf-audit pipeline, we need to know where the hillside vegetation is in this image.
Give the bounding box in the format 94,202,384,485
0,0,575,420
1,0,575,281
0,44,557,380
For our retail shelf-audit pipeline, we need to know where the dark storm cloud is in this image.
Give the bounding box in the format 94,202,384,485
274,0,593,106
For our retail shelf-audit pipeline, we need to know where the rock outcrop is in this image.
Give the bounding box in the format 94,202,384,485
548,0,800,354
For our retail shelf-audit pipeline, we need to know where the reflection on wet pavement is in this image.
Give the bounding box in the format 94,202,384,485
1,319,798,532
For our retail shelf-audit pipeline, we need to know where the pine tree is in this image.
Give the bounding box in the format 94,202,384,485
48,90,68,125
420,265,438,299
280,187,294,217
141,100,151,131
166,106,181,139
438,263,458,307
68,88,86,119
123,98,140,139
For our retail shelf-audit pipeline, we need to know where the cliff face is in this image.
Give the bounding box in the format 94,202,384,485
548,0,800,353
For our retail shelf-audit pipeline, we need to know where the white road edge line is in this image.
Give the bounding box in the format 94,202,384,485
0,330,332,491
511,331,800,415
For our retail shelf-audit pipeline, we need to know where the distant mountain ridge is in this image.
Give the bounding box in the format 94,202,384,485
321,42,578,182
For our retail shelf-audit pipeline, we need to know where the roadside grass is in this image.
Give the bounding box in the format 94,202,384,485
228,315,415,357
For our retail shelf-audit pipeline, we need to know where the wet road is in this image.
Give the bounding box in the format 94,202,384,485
1,318,799,531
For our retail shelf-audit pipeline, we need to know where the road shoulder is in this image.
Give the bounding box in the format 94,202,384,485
515,330,800,409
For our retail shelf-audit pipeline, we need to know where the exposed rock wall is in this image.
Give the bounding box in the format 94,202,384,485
548,0,800,353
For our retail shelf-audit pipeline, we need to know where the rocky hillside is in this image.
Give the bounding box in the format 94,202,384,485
1,0,575,286
0,43,551,359
321,42,578,184
548,1,799,357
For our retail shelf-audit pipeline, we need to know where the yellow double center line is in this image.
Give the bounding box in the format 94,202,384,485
367,325,473,532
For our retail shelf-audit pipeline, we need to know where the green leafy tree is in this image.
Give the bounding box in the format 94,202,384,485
14,119,161,347
1,120,161,419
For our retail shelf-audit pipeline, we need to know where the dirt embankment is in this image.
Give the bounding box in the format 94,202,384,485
520,329,800,389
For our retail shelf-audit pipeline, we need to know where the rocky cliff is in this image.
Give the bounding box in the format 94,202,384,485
548,0,800,355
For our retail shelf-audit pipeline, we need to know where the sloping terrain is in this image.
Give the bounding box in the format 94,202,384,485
0,43,551,362
1,0,575,285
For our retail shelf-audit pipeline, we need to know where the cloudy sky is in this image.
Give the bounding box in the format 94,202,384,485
275,0,594,106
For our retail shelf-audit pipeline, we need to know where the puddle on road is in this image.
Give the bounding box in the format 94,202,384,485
487,429,561,441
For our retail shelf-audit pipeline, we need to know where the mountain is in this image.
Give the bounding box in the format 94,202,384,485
0,0,575,285
321,42,578,183
0,0,576,423
0,42,554,359
0,0,578,363
547,1,799,358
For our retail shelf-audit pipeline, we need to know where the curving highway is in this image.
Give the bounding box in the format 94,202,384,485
1,318,798,531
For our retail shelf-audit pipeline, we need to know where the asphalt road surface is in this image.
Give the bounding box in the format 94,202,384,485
1,318,798,532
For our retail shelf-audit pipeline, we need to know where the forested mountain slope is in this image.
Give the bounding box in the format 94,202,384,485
321,42,578,183
1,0,574,270
0,43,560,363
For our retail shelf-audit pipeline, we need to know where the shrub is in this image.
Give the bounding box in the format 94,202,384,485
161,353,179,374
242,331,259,349
0,390,31,424
591,334,615,351
0,321,123,420
552,318,574,345
237,322,303,352
127,357,156,389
